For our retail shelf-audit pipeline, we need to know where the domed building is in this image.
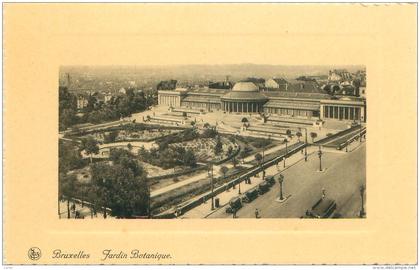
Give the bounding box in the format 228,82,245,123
157,80,366,123
221,82,268,113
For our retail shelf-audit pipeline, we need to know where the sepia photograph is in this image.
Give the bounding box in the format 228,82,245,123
4,3,416,265
58,65,367,219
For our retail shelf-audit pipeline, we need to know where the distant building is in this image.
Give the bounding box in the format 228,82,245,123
241,78,265,90
265,78,288,90
104,93,113,103
328,69,352,82
157,88,188,108
76,95,88,110
118,88,126,95
209,76,233,89
157,80,177,90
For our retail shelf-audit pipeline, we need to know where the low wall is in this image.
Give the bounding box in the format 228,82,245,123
315,124,361,145
337,128,366,150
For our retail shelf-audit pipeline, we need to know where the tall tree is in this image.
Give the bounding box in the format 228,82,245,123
310,132,318,143
183,149,197,167
81,137,99,163
231,156,238,168
220,166,229,179
296,131,302,142
254,153,263,167
91,151,149,218
59,174,77,219
214,136,223,155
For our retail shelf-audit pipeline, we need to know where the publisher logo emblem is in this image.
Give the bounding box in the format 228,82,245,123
28,247,41,260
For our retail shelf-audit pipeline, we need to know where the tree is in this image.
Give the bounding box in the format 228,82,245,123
254,153,263,165
59,174,77,219
59,87,77,131
90,153,149,218
232,157,238,168
296,131,302,142
220,166,229,179
183,149,197,167
254,153,264,178
241,117,249,127
59,108,77,131
81,137,99,163
202,127,218,138
310,132,318,143
227,146,233,157
214,136,223,155
127,143,133,152
59,140,83,174
86,95,98,113
104,130,119,143
239,150,247,163
203,122,210,129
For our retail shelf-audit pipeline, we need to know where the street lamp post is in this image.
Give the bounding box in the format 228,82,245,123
102,178,108,219
283,138,288,168
278,174,284,201
359,184,366,217
238,182,241,195
304,128,308,162
148,179,151,219
359,119,363,143
210,162,214,210
318,145,323,172
262,142,266,179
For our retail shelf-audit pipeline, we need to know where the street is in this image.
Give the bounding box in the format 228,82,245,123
208,141,366,218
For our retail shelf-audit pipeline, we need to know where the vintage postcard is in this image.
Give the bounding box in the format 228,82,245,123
3,3,417,265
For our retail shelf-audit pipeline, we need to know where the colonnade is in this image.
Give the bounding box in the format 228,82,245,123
322,105,363,121
222,101,264,113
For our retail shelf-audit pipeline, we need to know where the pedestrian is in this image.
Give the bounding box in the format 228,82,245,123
233,209,237,219
322,188,326,199
71,203,76,213
255,208,260,219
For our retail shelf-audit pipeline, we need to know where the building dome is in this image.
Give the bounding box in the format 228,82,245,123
232,82,259,92
221,82,268,103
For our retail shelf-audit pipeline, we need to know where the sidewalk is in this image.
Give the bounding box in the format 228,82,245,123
182,145,317,218
58,200,113,219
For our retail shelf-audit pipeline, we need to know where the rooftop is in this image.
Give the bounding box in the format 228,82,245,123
264,91,331,100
